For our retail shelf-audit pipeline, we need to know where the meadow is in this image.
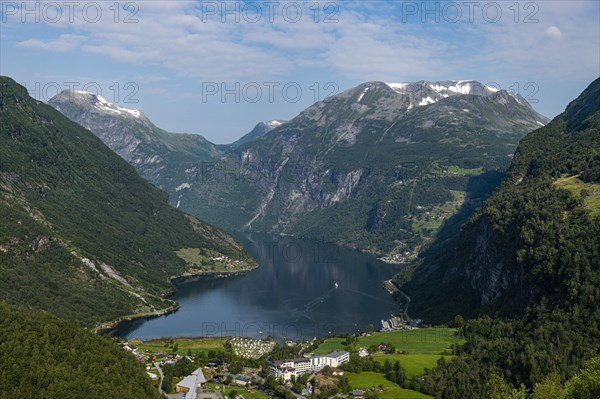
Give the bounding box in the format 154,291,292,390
129,336,228,356
346,372,432,399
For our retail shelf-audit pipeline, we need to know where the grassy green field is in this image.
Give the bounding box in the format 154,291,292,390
315,328,461,355
129,337,228,356
346,372,432,399
205,383,268,399
313,338,346,354
554,175,600,217
446,165,485,176
359,328,462,354
372,354,451,378
176,247,249,272
314,328,461,388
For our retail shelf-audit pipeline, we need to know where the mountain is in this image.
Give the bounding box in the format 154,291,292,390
398,77,600,322
49,90,221,199
399,78,600,397
229,120,287,148
50,80,549,258
0,76,254,327
186,80,549,258
0,301,161,399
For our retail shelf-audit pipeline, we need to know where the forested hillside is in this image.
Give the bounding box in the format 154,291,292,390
397,78,600,398
0,301,161,399
0,76,254,327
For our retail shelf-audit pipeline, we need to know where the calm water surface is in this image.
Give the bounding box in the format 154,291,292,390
115,233,403,341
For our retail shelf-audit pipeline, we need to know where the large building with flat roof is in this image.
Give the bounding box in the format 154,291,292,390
271,351,350,382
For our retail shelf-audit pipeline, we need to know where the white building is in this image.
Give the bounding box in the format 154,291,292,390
271,351,350,382
176,368,207,398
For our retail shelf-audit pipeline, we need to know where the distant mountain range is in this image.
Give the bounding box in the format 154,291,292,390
50,80,549,259
0,76,254,327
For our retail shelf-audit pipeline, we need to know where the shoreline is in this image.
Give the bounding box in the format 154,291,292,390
170,268,253,285
95,302,181,335
97,268,256,336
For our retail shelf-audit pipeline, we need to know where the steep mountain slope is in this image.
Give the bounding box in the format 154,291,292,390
50,80,548,258
49,90,221,198
0,301,161,399
398,77,600,323
397,78,600,398
188,81,549,258
0,76,254,327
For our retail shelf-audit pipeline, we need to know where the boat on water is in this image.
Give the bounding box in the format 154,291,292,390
334,282,339,289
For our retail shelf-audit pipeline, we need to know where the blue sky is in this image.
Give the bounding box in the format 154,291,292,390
1,1,599,143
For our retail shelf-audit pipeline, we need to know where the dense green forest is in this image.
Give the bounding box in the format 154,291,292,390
396,79,600,398
0,76,254,326
0,301,161,399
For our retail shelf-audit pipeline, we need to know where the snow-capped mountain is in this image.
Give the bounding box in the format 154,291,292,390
399,80,530,107
352,80,534,113
48,90,220,187
65,90,143,119
50,80,550,259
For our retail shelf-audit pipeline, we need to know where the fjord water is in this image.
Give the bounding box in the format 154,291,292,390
115,233,403,341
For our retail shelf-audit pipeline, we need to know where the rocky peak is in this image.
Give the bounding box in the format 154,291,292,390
51,90,144,120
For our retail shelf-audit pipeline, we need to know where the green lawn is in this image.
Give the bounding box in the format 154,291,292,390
554,175,600,217
176,247,250,272
313,338,346,354
312,329,460,397
315,328,462,356
205,383,268,399
358,328,462,354
372,354,452,378
130,337,228,356
446,165,485,176
346,372,432,399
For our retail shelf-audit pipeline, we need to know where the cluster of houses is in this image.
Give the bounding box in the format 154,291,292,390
381,316,422,331
209,255,248,269
271,350,350,382
228,337,276,359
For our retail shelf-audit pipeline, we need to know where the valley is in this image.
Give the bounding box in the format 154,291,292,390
1,0,599,397
2,72,599,399
49,80,548,261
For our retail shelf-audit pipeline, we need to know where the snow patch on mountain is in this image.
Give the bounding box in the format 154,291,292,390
357,87,369,103
266,120,283,128
72,90,141,119
384,80,518,109
176,182,192,191
418,96,435,106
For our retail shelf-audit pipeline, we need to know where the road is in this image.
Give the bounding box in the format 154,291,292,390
154,362,165,395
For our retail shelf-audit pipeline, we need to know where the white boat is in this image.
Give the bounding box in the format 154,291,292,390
334,282,339,289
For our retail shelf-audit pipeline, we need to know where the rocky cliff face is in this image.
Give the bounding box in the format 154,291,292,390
187,81,548,257
49,90,221,197
50,80,549,258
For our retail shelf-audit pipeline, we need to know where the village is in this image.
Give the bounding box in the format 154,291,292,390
118,336,354,398
113,316,461,399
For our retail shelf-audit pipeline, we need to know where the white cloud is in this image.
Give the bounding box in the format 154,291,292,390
7,1,599,85
17,34,86,52
544,26,563,40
